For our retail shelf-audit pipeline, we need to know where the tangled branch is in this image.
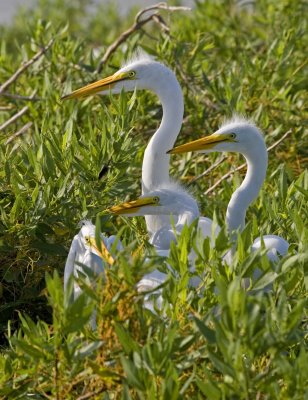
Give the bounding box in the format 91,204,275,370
5,122,33,144
0,91,37,133
0,38,54,95
0,39,54,142
0,106,29,132
96,2,191,74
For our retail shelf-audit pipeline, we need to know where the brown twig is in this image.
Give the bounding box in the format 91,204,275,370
0,92,42,101
76,387,107,400
188,155,227,185
5,122,33,144
96,2,191,74
0,90,37,131
0,106,14,111
203,129,293,195
151,14,170,34
0,38,54,94
0,106,29,131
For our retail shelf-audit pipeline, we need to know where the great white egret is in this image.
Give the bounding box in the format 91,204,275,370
62,53,185,242
168,117,289,261
64,220,166,314
108,184,218,248
64,221,124,327
107,184,220,289
64,220,120,298
62,54,197,310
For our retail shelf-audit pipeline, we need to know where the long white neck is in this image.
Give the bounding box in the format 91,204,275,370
142,71,184,234
226,143,268,233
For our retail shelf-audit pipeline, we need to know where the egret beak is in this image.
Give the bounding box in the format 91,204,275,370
107,197,159,215
87,237,114,265
167,133,232,154
61,71,131,100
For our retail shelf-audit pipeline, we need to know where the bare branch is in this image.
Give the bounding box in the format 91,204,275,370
0,38,54,94
0,106,14,111
96,3,191,74
0,92,42,101
188,155,227,185
134,2,190,25
152,14,170,34
76,387,107,400
0,106,29,132
5,122,33,144
136,3,191,19
203,162,245,196
0,91,37,131
266,129,293,152
203,130,293,196
96,14,154,74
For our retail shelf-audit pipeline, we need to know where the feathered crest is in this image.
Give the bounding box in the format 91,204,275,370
219,113,265,140
221,113,256,129
121,48,154,68
156,179,200,211
78,219,94,228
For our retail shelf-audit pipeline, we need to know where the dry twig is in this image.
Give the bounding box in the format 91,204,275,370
203,129,292,195
76,387,107,400
5,122,33,144
0,106,29,132
96,2,191,74
0,90,37,131
0,106,14,111
1,92,42,101
188,155,227,185
0,38,54,94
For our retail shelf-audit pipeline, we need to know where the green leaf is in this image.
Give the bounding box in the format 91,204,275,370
32,240,67,256
76,341,103,359
196,378,221,399
115,323,139,354
120,355,145,390
194,317,216,344
10,338,46,359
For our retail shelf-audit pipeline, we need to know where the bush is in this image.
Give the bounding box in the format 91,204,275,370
0,0,307,397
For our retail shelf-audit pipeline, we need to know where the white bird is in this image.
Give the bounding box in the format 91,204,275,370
62,53,187,245
61,54,216,305
64,220,122,326
168,117,289,262
108,184,199,237
107,184,220,288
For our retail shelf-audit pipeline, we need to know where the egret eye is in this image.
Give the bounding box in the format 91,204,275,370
229,133,236,139
128,71,136,78
152,196,160,204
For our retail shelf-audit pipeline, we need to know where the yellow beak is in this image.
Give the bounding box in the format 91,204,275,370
107,197,159,215
61,71,130,100
167,133,231,154
87,237,114,265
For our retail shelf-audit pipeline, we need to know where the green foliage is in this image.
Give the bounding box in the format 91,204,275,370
0,0,307,397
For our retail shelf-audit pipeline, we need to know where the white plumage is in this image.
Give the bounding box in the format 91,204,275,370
64,221,122,326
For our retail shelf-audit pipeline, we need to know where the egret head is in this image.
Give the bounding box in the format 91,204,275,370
77,221,114,264
107,186,199,218
78,220,96,241
61,52,175,100
168,117,266,156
